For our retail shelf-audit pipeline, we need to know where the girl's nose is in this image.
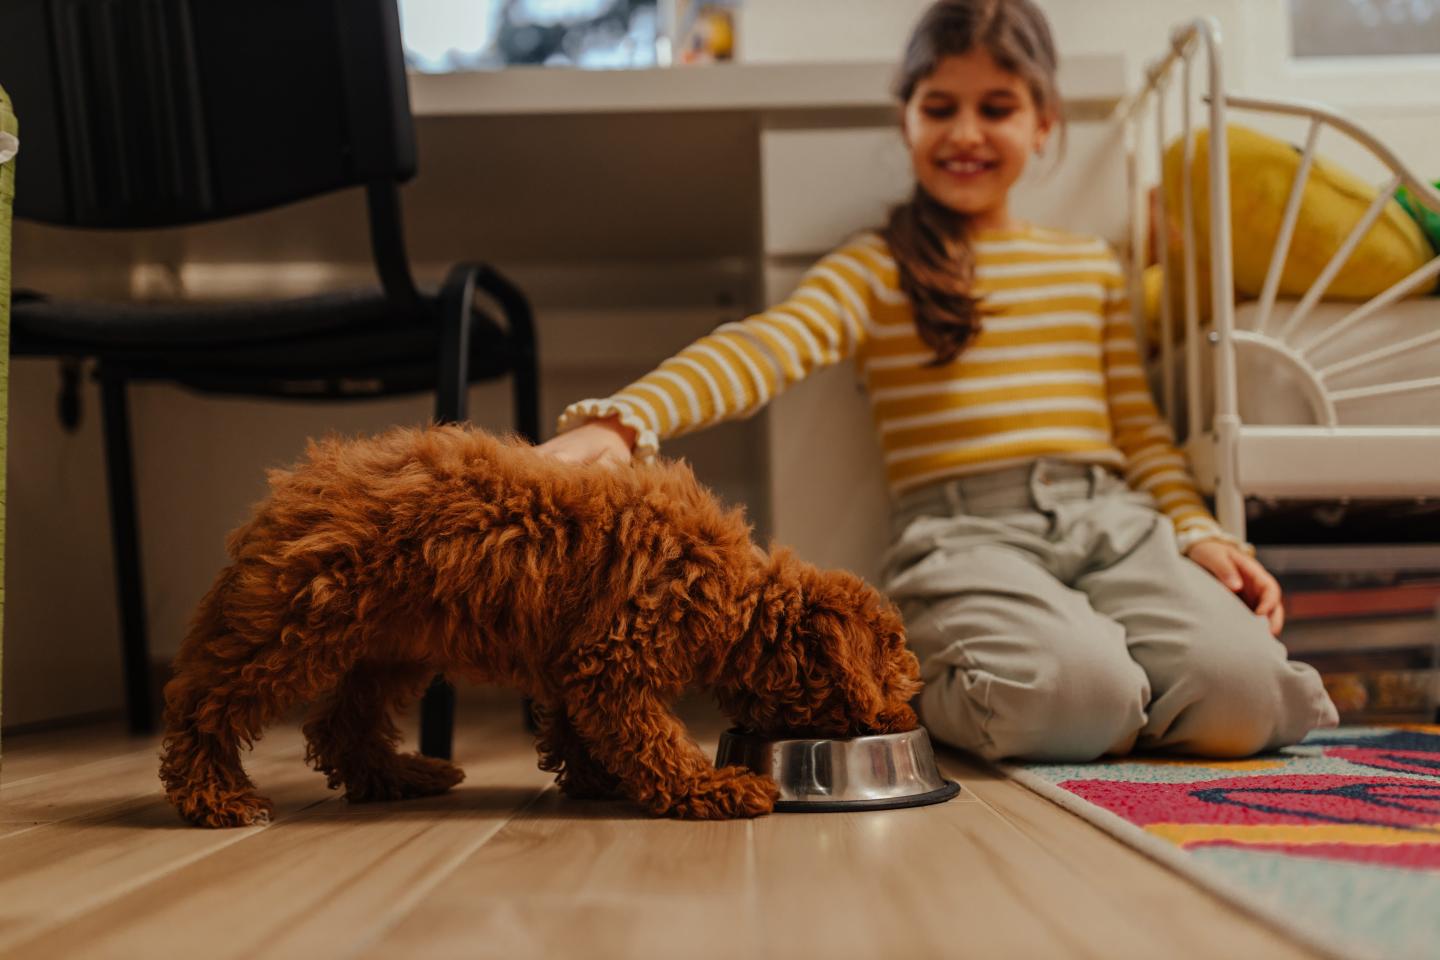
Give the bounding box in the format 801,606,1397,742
946,110,984,148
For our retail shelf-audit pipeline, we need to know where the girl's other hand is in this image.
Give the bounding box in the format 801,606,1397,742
1186,540,1284,636
533,416,636,467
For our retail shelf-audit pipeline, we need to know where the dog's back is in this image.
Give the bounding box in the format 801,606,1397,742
210,424,757,670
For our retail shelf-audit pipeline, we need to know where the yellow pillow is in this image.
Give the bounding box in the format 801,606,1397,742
1156,125,1432,329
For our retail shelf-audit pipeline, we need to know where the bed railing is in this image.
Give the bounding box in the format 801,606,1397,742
1116,17,1440,540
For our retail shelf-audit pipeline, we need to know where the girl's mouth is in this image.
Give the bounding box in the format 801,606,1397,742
937,158,998,178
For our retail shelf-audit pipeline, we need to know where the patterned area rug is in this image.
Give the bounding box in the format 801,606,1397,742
1006,726,1440,960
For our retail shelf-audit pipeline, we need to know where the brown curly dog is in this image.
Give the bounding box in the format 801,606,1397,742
159,425,921,827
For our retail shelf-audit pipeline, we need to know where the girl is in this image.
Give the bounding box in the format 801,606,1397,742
536,0,1337,761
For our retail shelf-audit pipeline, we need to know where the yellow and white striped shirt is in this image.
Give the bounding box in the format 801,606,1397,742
559,226,1226,552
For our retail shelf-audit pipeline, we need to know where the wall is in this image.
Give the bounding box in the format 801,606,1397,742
739,0,1435,170
737,0,1248,83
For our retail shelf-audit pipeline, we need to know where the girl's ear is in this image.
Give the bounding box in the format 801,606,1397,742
1033,112,1055,155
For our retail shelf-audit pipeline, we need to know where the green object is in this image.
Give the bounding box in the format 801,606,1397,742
1395,180,1440,258
0,85,15,757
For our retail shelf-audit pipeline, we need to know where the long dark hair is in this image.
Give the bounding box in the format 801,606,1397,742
884,0,1062,365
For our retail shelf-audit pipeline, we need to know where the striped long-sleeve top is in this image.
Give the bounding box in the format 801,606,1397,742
558,225,1231,552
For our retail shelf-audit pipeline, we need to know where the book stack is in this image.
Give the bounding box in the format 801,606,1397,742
1259,544,1440,723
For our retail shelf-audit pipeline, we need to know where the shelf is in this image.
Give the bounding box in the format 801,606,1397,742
408,56,1126,118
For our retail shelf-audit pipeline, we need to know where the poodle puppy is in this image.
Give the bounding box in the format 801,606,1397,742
159,425,920,827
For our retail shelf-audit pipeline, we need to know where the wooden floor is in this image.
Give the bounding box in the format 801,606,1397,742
0,694,1319,960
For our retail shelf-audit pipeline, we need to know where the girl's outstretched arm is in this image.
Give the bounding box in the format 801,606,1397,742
545,236,884,461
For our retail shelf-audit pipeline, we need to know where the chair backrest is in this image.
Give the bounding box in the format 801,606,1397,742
1,0,416,229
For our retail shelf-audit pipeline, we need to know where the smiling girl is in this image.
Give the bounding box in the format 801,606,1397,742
537,0,1337,761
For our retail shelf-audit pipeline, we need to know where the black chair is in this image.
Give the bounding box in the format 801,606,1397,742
2,0,536,759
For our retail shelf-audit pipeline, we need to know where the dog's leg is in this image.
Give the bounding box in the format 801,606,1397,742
532,699,622,801
157,694,270,829
159,650,286,828
303,661,464,803
562,680,778,820
160,574,368,827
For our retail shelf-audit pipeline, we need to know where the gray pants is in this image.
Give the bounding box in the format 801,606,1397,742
882,460,1338,762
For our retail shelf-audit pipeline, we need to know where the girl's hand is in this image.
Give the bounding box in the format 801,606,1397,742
1186,539,1284,636
533,416,636,467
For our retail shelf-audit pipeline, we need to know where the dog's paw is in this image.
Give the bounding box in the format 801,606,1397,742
550,755,624,801
175,790,275,828
665,767,780,820
344,753,465,803
556,772,623,801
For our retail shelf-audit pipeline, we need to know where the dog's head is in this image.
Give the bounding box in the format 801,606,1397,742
717,549,921,739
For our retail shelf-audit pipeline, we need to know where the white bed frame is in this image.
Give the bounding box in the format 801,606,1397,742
1120,18,1440,542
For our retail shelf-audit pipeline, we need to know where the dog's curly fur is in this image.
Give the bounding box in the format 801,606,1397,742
159,425,920,827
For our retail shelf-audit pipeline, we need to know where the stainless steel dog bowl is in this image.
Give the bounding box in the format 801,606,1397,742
715,726,961,812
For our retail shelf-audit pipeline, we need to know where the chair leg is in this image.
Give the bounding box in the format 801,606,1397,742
434,264,476,425
98,366,155,735
473,264,540,443
472,265,541,732
419,675,457,760
510,317,541,444
419,265,480,760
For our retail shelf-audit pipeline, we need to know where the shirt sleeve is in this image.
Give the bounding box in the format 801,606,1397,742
1099,249,1243,553
556,239,879,460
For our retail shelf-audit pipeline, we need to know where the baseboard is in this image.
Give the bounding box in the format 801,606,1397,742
0,707,126,738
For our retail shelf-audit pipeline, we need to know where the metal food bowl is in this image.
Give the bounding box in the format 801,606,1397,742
715,726,961,813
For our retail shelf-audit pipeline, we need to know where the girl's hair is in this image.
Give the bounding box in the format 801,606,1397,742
884,0,1062,365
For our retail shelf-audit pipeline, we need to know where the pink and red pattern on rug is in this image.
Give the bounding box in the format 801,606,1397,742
1011,726,1440,959
1064,728,1440,869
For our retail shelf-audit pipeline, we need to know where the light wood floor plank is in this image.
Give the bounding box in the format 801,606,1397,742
360,725,1210,960
356,787,764,960
0,727,299,825
4,723,552,960
938,752,1321,960
0,730,332,952
0,722,150,786
357,726,770,960
746,791,1167,959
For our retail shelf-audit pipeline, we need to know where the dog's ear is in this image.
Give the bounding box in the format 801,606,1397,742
826,611,893,730
804,575,921,735
831,608,914,734
870,600,921,732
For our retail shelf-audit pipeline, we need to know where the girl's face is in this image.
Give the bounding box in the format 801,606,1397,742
901,49,1053,231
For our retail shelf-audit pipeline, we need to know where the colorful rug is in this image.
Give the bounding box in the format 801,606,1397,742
1007,726,1440,960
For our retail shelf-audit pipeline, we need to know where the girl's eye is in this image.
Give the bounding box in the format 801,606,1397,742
982,104,1016,119
922,104,955,120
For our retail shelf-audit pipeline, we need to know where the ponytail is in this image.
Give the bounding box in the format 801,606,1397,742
884,187,984,366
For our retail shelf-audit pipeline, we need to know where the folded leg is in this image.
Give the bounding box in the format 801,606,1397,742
303,660,465,802
532,698,622,800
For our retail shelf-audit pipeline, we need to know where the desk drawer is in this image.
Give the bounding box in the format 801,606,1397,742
761,126,909,257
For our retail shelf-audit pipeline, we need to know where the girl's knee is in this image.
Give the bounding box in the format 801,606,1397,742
1158,635,1335,756
921,640,1149,762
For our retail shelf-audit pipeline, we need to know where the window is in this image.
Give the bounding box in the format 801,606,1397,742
399,0,659,72
1290,0,1440,58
